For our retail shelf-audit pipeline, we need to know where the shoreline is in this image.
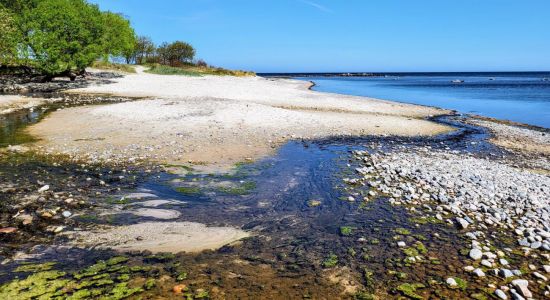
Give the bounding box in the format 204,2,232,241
25,70,453,172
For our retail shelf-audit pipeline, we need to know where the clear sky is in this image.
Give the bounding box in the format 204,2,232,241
89,0,550,73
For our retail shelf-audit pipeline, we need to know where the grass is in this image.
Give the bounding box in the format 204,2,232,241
144,63,255,77
322,254,338,268
340,226,355,236
91,61,136,73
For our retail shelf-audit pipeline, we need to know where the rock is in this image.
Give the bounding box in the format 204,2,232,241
473,268,485,277
543,265,550,273
533,271,547,281
0,227,17,234
511,279,532,298
481,259,493,267
469,248,483,260
495,289,507,300
464,266,475,272
397,241,406,247
38,185,50,193
62,211,72,218
456,217,469,229
499,258,509,266
530,241,541,249
510,290,525,300
172,284,187,294
499,269,514,278
446,277,457,287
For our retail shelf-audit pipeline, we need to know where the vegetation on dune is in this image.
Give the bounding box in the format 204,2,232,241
0,0,252,80
145,64,255,77
91,61,136,73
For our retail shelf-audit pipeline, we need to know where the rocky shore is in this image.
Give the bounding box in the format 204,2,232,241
348,121,550,298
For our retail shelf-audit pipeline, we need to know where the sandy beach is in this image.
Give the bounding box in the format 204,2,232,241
28,69,452,171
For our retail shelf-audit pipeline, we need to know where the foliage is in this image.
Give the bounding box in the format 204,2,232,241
91,61,136,73
100,11,136,63
134,36,156,64
145,64,255,77
322,253,338,268
0,6,20,65
21,0,106,76
165,41,195,66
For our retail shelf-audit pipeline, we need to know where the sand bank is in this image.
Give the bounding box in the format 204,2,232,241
28,70,452,171
67,221,250,253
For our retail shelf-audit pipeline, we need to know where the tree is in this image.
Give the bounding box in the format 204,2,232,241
100,11,136,63
22,0,106,79
0,7,19,66
134,36,155,64
166,41,195,66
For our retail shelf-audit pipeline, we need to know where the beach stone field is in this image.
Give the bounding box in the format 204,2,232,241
0,71,549,299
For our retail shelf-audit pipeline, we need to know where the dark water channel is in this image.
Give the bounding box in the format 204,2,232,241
0,99,527,299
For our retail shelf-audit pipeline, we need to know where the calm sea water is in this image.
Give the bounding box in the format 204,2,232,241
294,72,550,128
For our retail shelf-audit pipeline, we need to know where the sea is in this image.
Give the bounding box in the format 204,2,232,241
262,72,550,129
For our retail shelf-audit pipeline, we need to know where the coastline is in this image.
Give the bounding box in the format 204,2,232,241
1,70,549,299
26,70,453,172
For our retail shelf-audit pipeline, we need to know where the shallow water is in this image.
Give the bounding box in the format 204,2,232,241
0,95,539,298
295,72,550,128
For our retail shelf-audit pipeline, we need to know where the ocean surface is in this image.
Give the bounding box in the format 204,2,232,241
290,72,550,128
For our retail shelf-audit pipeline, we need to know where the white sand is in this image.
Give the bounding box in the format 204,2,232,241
0,95,47,114
29,70,452,171
68,221,250,253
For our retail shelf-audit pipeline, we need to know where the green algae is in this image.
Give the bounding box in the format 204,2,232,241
177,271,188,281
74,261,107,279
195,289,209,298
104,282,143,300
394,228,411,235
0,270,69,300
144,279,156,290
322,253,338,268
106,256,129,266
14,262,56,273
396,283,425,299
175,186,201,195
451,277,468,290
403,247,419,257
307,200,322,207
219,181,257,195
145,252,176,262
340,226,354,236
414,241,428,254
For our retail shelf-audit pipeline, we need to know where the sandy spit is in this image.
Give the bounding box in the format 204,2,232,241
28,69,453,171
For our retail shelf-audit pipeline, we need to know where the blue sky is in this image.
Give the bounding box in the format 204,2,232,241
89,0,550,73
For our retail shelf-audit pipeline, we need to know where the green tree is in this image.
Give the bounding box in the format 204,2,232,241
166,41,195,66
101,11,136,63
0,6,19,66
134,36,155,64
22,0,105,79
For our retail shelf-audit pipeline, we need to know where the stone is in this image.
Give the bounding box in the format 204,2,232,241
469,248,483,260
397,241,406,247
543,265,550,273
62,211,72,218
446,277,457,287
530,241,542,249
499,258,509,266
481,259,493,267
499,269,514,278
456,217,469,229
495,289,507,300
0,227,17,234
38,185,50,193
533,271,547,281
511,279,532,298
473,268,485,277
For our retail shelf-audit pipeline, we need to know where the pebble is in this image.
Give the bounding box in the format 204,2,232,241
499,269,514,278
495,289,508,300
0,227,18,234
511,279,532,298
500,258,509,266
397,241,406,247
469,248,483,260
456,217,469,229
446,277,457,287
62,211,72,218
533,271,547,281
38,185,50,193
473,268,485,277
